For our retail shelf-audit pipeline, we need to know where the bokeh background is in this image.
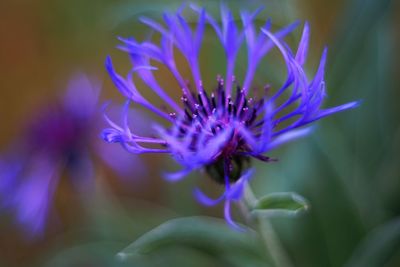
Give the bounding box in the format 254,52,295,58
0,0,398,266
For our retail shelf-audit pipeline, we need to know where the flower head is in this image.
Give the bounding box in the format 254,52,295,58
0,73,146,237
102,5,359,229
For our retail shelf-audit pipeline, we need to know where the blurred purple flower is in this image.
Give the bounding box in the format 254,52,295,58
102,5,359,229
0,73,146,237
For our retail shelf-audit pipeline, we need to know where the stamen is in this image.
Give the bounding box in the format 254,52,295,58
181,94,195,113
228,99,233,115
211,93,216,109
247,109,257,126
184,109,192,121
234,87,243,107
219,88,225,109
197,93,208,115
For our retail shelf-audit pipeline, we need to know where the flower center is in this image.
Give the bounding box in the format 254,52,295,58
179,79,264,129
174,78,266,183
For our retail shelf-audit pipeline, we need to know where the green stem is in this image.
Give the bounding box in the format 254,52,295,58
242,184,294,267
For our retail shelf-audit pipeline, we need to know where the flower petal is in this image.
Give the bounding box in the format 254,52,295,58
194,188,225,206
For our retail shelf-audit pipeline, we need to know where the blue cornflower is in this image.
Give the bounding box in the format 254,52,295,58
102,5,359,229
0,74,147,237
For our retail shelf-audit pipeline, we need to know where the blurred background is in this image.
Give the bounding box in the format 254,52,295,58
0,0,398,266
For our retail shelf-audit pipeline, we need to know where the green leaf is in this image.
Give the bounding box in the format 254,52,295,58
43,241,131,267
117,216,269,266
251,192,309,218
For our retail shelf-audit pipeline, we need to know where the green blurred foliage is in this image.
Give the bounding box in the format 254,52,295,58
0,0,399,267
117,216,270,267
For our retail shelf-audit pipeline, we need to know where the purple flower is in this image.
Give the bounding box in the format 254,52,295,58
0,73,146,237
102,5,359,229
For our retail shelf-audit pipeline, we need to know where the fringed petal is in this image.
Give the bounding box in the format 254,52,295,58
295,22,310,65
194,188,225,206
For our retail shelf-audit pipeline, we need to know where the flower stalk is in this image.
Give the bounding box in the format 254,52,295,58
242,184,294,267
